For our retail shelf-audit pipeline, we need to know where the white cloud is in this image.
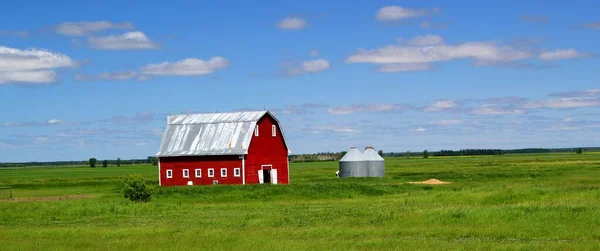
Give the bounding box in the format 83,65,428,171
0,46,75,84
539,49,593,60
431,119,463,126
0,71,57,84
88,31,157,50
550,89,600,98
471,105,525,115
283,58,331,76
56,21,134,36
409,127,427,132
376,63,431,72
327,104,407,115
0,30,30,37
523,97,600,109
276,17,307,30
425,100,457,112
580,20,600,30
311,125,358,134
376,6,432,21
398,34,444,46
419,21,448,29
74,70,137,81
347,37,532,65
302,59,330,72
140,57,229,76
48,119,60,124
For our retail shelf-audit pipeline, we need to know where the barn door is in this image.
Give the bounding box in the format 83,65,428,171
258,170,264,184
271,169,278,184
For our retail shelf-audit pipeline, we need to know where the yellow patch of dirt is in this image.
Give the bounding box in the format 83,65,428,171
409,179,451,185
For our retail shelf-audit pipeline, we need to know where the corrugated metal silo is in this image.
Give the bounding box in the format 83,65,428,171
339,147,367,177
363,146,385,177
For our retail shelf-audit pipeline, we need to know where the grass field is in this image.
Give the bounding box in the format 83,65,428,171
1,153,600,250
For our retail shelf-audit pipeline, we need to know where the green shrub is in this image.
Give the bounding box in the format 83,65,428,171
89,158,97,168
122,174,152,202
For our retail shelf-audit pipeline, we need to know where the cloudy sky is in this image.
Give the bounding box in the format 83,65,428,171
1,1,599,162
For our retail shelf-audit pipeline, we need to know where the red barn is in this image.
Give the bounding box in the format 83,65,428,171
156,111,289,186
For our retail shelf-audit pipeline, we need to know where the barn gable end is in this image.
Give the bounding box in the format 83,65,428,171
156,110,289,186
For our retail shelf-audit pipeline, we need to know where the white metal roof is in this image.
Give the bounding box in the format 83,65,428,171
363,148,384,161
340,147,365,162
156,110,286,157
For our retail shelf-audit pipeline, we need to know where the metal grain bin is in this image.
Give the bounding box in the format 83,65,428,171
363,147,385,177
339,147,367,177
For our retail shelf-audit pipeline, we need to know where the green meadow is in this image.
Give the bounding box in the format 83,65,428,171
1,153,599,250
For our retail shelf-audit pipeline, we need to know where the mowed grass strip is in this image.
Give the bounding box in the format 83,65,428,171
1,153,600,250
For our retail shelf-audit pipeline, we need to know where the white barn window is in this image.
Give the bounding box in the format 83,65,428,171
234,168,241,177
272,125,276,137
166,170,173,178
208,168,214,177
195,169,201,178
183,169,189,178
255,125,259,136
221,168,227,177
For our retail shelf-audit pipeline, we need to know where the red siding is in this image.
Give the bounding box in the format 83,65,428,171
159,155,243,186
158,113,289,186
245,115,289,184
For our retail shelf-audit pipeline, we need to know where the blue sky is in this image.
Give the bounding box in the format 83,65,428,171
1,0,599,162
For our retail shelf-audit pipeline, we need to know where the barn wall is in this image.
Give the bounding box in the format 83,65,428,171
159,155,243,186
245,115,289,184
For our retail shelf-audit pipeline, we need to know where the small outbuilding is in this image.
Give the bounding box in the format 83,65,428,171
156,111,289,186
339,147,367,177
338,146,385,178
363,146,385,177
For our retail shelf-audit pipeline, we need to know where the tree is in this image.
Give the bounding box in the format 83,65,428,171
102,160,108,168
378,150,384,156
89,158,97,168
423,150,429,159
406,151,411,159
117,158,121,167
576,148,584,154
122,174,152,202
152,158,158,166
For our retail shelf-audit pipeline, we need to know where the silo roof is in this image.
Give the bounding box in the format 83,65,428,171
363,148,384,161
340,148,365,162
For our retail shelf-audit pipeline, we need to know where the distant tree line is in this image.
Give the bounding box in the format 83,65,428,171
0,156,159,168
384,147,599,157
1,147,597,167
435,149,503,156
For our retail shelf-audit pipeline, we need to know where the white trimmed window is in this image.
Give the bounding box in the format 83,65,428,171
208,168,214,177
272,125,276,137
255,125,259,136
221,168,227,177
166,170,173,178
195,169,201,178
234,168,241,177
183,169,189,178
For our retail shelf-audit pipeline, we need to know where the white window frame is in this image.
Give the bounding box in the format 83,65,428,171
221,168,227,177
183,169,189,178
234,168,241,177
208,168,215,177
272,125,276,137
195,169,201,178
166,169,173,178
255,125,259,136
